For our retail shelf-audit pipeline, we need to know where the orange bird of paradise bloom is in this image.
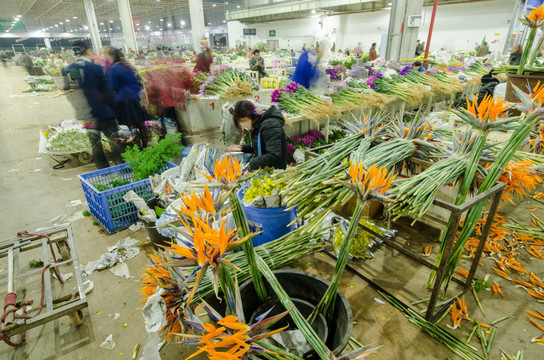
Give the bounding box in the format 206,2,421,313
200,154,244,187
465,94,508,124
165,215,250,305
348,162,396,200
523,5,544,28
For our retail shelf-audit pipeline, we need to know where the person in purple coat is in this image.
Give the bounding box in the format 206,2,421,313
109,48,148,147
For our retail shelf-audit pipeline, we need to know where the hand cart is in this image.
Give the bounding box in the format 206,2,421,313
38,128,93,168
0,223,88,347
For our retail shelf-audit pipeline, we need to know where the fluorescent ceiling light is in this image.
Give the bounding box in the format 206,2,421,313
160,19,164,21
181,20,185,25
109,20,113,23
66,19,70,22
73,16,77,19
311,9,316,14
213,4,216,6
100,22,104,25
167,23,171,27
237,5,240,8
145,25,150,30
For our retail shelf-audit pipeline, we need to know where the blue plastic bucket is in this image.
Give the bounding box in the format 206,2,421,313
237,186,296,247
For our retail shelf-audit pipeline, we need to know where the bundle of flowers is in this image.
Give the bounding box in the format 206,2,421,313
46,126,93,153
385,59,401,71
286,128,346,163
189,71,210,94
371,75,430,105
347,65,368,79
200,66,259,98
428,71,465,96
330,85,389,111
271,82,341,121
345,78,369,89
42,59,66,77
242,172,285,208
325,64,345,81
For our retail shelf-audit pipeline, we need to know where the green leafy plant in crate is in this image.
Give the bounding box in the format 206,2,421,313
122,133,183,181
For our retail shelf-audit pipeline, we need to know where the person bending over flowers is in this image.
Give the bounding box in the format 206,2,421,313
224,100,287,170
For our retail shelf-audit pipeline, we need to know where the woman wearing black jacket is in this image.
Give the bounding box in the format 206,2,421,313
224,100,287,170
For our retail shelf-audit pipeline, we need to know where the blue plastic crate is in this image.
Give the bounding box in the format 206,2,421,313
77,162,177,233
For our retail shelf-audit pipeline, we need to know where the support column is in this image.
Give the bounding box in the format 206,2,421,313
188,0,207,51
386,0,423,62
83,0,103,53
117,0,138,52
336,15,348,52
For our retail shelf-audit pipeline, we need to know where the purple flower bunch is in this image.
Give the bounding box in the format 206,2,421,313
307,129,324,138
325,65,345,81
446,66,464,72
366,76,377,90
349,66,366,79
364,65,375,76
287,143,295,153
271,82,299,103
287,130,325,153
211,65,230,78
399,65,413,76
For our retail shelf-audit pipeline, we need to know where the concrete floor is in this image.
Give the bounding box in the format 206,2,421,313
0,65,542,360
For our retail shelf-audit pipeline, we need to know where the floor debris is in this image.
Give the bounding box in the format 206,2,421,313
100,334,116,350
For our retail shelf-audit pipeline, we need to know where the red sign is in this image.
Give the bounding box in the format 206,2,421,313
133,17,141,31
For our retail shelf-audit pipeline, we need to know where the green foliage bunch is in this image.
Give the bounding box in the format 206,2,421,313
122,133,183,180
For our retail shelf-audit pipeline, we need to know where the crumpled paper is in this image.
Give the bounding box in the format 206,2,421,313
124,191,156,222
100,334,116,350
262,330,311,357
293,148,305,165
82,237,140,275
139,288,167,360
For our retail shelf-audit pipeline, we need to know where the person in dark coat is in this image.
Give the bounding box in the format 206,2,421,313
224,100,287,170
109,48,148,147
509,45,523,65
66,40,123,169
477,69,500,104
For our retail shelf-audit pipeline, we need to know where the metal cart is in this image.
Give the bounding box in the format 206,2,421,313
0,223,88,347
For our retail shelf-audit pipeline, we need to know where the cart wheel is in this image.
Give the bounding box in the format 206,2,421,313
68,310,84,326
58,241,71,260
77,152,93,164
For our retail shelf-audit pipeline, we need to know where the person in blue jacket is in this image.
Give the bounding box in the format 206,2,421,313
66,40,123,169
291,49,320,89
109,48,148,147
412,61,427,73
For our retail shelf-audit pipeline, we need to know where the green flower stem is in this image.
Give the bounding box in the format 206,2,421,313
518,27,538,75
255,255,335,360
229,190,267,302
529,29,544,67
311,201,365,322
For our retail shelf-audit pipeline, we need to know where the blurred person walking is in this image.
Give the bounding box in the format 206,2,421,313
109,48,148,147
66,40,124,169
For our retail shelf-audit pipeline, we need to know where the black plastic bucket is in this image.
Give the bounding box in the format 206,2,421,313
239,269,352,356
137,198,170,249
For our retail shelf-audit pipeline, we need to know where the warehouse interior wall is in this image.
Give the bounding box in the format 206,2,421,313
236,0,513,53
